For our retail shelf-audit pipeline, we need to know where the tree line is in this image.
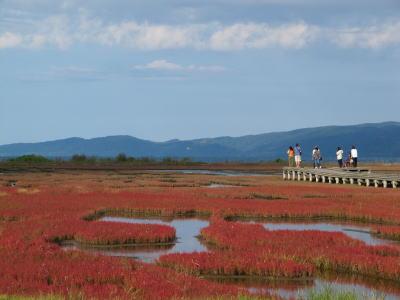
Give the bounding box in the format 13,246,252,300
5,154,199,165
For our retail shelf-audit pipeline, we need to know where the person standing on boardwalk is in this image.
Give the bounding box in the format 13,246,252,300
312,146,321,169
336,147,344,168
294,143,302,168
345,152,352,167
287,146,295,167
312,147,316,167
351,145,358,167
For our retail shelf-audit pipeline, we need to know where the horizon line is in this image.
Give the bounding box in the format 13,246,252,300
1,120,399,147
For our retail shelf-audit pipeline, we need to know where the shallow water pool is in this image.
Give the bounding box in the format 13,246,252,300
65,217,209,263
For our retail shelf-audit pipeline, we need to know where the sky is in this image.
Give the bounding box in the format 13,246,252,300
1,0,400,145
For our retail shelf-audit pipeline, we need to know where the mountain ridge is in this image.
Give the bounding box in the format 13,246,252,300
1,122,399,161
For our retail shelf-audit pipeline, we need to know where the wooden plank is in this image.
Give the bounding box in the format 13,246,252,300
282,167,399,189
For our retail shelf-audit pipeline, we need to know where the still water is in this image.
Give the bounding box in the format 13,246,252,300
64,217,400,299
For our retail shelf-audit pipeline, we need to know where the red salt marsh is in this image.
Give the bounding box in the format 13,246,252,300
1,169,400,299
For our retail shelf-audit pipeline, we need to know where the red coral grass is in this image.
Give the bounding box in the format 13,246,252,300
159,251,315,278
197,221,400,282
373,225,400,241
74,221,176,245
1,172,400,299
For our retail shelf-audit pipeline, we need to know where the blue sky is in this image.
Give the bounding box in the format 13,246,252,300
1,0,400,144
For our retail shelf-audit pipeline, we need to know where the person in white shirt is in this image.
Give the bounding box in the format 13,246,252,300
336,147,344,168
351,145,358,167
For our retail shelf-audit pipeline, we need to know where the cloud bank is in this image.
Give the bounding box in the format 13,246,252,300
1,14,400,50
134,60,225,72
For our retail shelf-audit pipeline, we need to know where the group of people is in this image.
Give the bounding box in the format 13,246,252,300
286,144,302,168
287,144,359,168
337,145,358,168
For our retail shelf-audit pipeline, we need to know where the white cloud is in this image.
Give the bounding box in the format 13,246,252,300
209,22,318,50
134,59,226,72
0,32,23,48
135,59,183,71
32,15,73,49
1,13,400,51
5,15,74,49
95,22,205,50
94,21,318,51
332,22,400,49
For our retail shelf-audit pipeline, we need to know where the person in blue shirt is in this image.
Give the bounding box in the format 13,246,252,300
294,143,302,168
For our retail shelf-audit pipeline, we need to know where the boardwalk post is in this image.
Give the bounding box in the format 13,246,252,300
282,167,398,189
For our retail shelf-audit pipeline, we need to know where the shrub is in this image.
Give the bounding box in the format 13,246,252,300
116,153,128,162
71,154,88,162
9,155,50,163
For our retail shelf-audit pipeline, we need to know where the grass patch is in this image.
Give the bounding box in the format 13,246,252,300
303,194,329,199
17,188,40,194
249,193,288,200
182,296,271,300
299,285,385,300
160,179,178,183
83,208,212,221
0,295,64,300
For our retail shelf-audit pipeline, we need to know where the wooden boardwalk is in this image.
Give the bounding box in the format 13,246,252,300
282,167,400,189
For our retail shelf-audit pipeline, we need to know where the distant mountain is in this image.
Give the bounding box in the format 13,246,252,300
1,122,399,161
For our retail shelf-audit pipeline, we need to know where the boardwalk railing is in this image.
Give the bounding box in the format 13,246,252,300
282,167,400,189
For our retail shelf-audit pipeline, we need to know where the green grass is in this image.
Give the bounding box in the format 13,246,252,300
300,286,386,300
8,155,51,163
305,288,357,300
185,296,272,300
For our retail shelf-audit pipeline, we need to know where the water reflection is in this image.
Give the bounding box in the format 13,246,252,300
261,222,400,247
210,276,400,300
206,183,239,188
265,279,397,300
226,219,399,247
66,217,209,263
63,216,400,298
